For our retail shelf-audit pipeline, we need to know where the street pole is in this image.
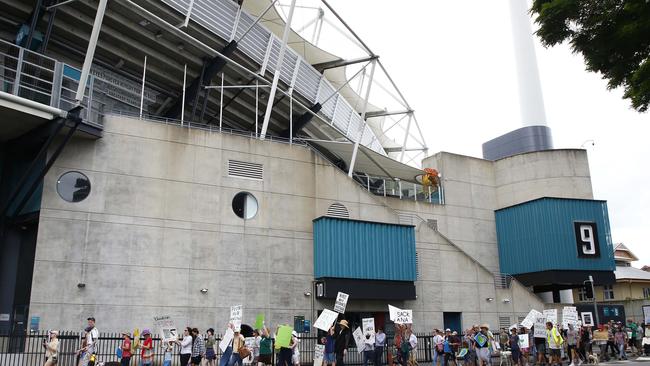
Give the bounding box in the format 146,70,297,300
589,275,600,326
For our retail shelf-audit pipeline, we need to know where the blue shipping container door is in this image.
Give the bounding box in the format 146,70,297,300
496,197,615,276
313,217,416,281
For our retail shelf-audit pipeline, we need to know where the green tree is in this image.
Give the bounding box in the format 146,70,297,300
530,0,650,112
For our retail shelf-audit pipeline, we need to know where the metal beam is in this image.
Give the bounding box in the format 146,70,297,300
365,109,413,118
348,59,376,177
383,147,428,153
75,0,108,103
312,55,378,73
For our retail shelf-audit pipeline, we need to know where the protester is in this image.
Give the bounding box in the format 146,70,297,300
606,323,619,358
362,331,375,366
276,325,294,366
140,329,154,366
374,327,385,366
43,330,59,366
443,329,457,366
475,324,491,366
433,329,444,366
577,326,590,363
614,325,628,360
566,323,578,366
258,327,273,366
499,329,509,352
79,317,99,366
252,329,261,365
178,327,193,366
291,330,301,366
206,328,217,366
533,325,547,366
335,320,351,366
191,328,206,366
229,328,246,366
120,332,132,366
509,327,521,366
463,328,477,366
545,322,562,366
626,319,639,355
519,327,531,366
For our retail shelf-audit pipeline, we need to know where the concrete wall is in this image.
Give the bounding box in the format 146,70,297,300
30,116,544,332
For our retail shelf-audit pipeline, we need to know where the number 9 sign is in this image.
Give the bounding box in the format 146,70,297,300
574,222,600,258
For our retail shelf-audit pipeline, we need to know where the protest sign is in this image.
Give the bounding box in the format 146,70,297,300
394,309,413,324
521,310,542,329
534,316,547,338
353,327,365,353
153,315,177,342
255,314,265,330
244,337,256,361
518,335,529,349
581,312,595,327
362,318,376,344
644,306,650,325
543,309,558,325
334,292,349,314
593,330,608,341
220,328,234,352
562,306,579,329
276,325,293,348
314,344,325,366
388,305,400,321
230,305,243,332
314,309,339,332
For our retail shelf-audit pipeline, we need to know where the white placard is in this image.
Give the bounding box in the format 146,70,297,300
244,337,256,363
353,327,365,353
581,312,594,327
562,306,579,329
362,318,376,344
518,335,529,349
314,309,339,332
643,306,650,325
230,305,243,332
534,316,547,338
314,344,325,366
0,314,9,321
394,309,413,325
388,305,400,321
543,309,558,325
521,310,542,329
220,328,235,352
334,292,349,314
153,315,178,343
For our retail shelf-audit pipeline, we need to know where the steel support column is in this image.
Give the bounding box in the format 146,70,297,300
75,0,108,103
348,60,376,177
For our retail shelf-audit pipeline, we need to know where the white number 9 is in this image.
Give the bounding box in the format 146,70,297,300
580,225,596,254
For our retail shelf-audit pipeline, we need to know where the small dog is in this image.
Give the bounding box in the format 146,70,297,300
499,351,512,366
586,354,599,365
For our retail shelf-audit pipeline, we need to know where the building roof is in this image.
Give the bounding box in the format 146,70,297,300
615,265,650,282
613,243,639,263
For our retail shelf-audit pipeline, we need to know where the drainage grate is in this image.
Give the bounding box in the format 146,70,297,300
228,160,263,180
326,203,349,218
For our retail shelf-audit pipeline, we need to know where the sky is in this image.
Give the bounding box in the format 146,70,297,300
279,1,650,266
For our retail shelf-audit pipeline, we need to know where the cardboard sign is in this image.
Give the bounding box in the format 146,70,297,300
244,337,256,362
153,315,178,343
255,314,265,330
562,306,579,329
518,335,529,349
230,305,243,332
521,310,542,329
362,318,376,344
334,292,349,314
388,305,400,321
353,327,365,353
593,330,608,341
314,309,339,332
543,309,558,325
394,309,413,324
581,312,595,327
314,344,325,366
220,328,234,352
534,316,547,338
276,326,293,348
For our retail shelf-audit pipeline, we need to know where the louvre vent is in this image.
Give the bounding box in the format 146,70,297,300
326,203,349,218
415,251,419,280
228,160,263,180
499,316,511,330
518,316,526,325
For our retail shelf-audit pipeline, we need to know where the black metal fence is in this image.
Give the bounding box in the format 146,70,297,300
0,331,438,366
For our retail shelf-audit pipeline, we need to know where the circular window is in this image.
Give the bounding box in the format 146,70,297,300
232,192,258,219
56,171,91,202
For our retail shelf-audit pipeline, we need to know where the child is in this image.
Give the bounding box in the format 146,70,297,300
163,340,174,366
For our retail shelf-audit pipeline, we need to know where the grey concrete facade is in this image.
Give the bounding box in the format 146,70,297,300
28,116,599,333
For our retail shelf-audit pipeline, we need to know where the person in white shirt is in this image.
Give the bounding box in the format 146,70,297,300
80,317,99,366
291,331,301,366
177,327,194,366
374,328,386,366
433,329,444,366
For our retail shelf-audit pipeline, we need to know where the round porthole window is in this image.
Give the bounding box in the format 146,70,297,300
56,171,91,202
232,192,258,219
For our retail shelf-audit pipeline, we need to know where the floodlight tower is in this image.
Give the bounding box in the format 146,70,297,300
481,0,553,161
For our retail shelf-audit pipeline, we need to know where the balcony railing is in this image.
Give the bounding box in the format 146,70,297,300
352,173,444,205
0,38,103,126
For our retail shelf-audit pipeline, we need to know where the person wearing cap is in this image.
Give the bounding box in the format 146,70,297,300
80,317,99,366
545,322,563,366
43,330,59,366
335,320,351,366
120,332,132,366
474,324,490,366
442,329,456,366
140,329,154,365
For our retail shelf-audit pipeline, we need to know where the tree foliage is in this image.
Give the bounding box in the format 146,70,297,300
530,0,650,112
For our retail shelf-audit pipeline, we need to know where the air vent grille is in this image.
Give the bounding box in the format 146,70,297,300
326,203,349,218
228,160,263,180
499,316,511,330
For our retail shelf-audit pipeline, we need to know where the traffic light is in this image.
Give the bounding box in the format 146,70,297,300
583,280,594,299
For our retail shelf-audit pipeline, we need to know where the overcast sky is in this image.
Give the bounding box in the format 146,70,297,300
282,1,649,266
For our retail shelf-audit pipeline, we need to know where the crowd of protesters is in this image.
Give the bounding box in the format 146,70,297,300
43,316,650,366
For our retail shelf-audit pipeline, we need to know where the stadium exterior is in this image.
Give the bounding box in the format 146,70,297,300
0,0,615,334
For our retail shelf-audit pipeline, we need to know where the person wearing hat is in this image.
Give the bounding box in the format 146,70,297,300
120,332,132,366
141,329,154,365
43,330,59,366
291,330,301,366
335,320,351,366
474,324,491,366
